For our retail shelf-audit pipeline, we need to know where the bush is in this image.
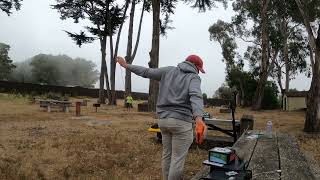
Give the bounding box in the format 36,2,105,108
261,82,279,110
214,84,232,100
45,92,63,100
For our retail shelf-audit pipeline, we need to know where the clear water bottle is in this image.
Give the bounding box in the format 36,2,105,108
266,121,273,138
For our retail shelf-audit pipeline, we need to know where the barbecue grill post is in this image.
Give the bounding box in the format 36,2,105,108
76,102,81,116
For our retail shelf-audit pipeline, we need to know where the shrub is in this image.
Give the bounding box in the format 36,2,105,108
45,92,63,100
261,81,279,110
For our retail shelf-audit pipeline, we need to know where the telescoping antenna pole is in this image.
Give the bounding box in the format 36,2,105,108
231,91,237,143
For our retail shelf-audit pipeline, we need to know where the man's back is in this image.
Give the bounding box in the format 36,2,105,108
157,61,203,123
126,60,204,123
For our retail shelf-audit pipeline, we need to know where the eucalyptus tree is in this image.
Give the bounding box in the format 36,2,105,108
53,0,124,104
147,0,227,112
0,0,22,15
124,0,146,97
209,0,310,110
0,42,15,80
294,0,320,132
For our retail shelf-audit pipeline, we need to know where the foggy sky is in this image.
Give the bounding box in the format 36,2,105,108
0,0,311,96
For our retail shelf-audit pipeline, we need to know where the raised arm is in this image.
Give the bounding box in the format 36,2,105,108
127,64,171,81
117,56,170,81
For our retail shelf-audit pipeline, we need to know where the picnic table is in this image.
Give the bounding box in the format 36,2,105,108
39,99,72,112
192,130,318,180
203,115,253,144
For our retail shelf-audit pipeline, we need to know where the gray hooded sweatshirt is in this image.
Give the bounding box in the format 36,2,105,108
127,61,203,123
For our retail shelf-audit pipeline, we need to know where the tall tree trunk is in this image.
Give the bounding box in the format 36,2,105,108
276,64,285,108
252,72,268,110
148,0,160,112
108,6,115,105
113,0,130,62
252,0,270,110
284,35,289,109
280,19,290,109
282,21,290,93
124,70,132,96
99,38,107,104
131,0,145,60
109,35,117,105
239,80,245,106
124,0,145,97
125,0,136,96
309,44,315,74
102,37,111,104
125,69,132,95
103,5,111,104
108,7,115,105
295,0,320,132
104,59,111,103
304,25,320,132
110,0,130,105
305,48,320,132
104,46,111,104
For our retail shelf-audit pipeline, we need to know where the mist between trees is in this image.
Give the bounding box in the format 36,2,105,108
9,54,99,88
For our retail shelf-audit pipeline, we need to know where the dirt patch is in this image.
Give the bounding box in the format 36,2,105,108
70,116,112,126
85,119,112,127
0,95,319,179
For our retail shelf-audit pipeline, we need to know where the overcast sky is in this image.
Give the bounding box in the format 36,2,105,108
0,0,311,96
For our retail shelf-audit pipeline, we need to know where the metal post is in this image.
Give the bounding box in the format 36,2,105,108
231,105,236,143
231,91,237,143
76,102,81,116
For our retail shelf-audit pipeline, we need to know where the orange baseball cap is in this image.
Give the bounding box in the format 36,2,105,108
186,55,205,73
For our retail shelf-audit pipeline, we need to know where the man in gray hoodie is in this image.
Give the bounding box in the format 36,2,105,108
117,55,207,180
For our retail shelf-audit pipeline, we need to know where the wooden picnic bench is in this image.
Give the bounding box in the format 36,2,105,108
192,130,318,180
39,100,72,112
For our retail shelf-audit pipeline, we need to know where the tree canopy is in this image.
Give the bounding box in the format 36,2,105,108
0,42,15,80
0,0,22,15
53,0,127,103
52,0,124,47
11,54,99,88
209,0,313,109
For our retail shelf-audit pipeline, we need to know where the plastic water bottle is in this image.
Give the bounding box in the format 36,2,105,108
266,121,273,138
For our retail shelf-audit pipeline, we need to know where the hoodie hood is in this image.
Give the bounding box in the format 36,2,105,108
177,61,198,74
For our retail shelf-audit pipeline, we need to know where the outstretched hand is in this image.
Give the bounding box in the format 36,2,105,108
116,56,128,68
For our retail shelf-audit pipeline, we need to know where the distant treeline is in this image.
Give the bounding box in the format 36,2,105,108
10,54,99,88
0,81,148,100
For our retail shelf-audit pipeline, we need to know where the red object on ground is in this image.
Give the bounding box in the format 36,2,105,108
76,102,81,116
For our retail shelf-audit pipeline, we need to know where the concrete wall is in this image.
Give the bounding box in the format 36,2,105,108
283,95,306,111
